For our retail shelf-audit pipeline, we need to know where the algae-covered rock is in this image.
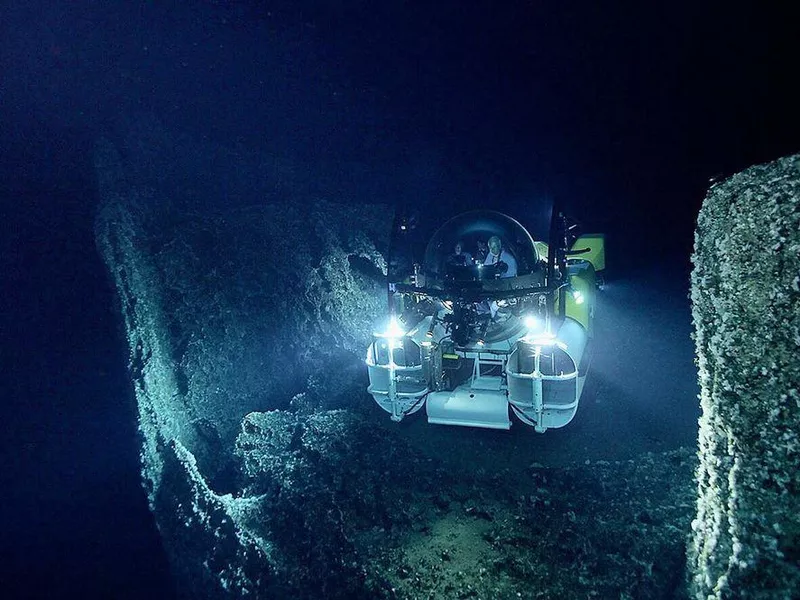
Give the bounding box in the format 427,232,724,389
688,153,800,599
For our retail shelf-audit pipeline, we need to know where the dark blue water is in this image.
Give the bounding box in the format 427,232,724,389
0,139,175,597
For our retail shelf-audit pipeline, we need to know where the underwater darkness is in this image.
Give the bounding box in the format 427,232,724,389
0,1,798,598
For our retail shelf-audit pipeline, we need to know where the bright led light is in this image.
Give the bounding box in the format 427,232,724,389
387,316,405,338
374,315,406,338
572,289,585,305
523,315,541,330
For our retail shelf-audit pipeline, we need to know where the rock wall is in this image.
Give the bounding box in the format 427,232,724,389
94,129,392,597
689,154,800,598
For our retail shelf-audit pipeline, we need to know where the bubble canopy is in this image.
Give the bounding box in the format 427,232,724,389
422,210,540,283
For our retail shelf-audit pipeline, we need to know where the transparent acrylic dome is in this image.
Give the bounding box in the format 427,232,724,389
422,210,540,284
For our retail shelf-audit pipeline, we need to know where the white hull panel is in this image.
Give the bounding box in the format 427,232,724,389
426,387,512,430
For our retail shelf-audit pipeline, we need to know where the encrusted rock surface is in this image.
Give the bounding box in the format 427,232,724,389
95,127,391,597
689,153,800,598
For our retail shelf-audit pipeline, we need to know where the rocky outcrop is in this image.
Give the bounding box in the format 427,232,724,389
689,154,800,598
94,128,392,597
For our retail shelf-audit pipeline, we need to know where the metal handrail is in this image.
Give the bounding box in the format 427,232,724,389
367,385,429,398
507,369,577,381
365,357,424,372
508,397,579,411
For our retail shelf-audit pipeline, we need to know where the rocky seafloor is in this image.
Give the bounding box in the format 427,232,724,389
233,404,697,600
325,417,696,600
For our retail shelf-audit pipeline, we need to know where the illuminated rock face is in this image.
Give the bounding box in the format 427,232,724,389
689,154,800,599
95,135,391,598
